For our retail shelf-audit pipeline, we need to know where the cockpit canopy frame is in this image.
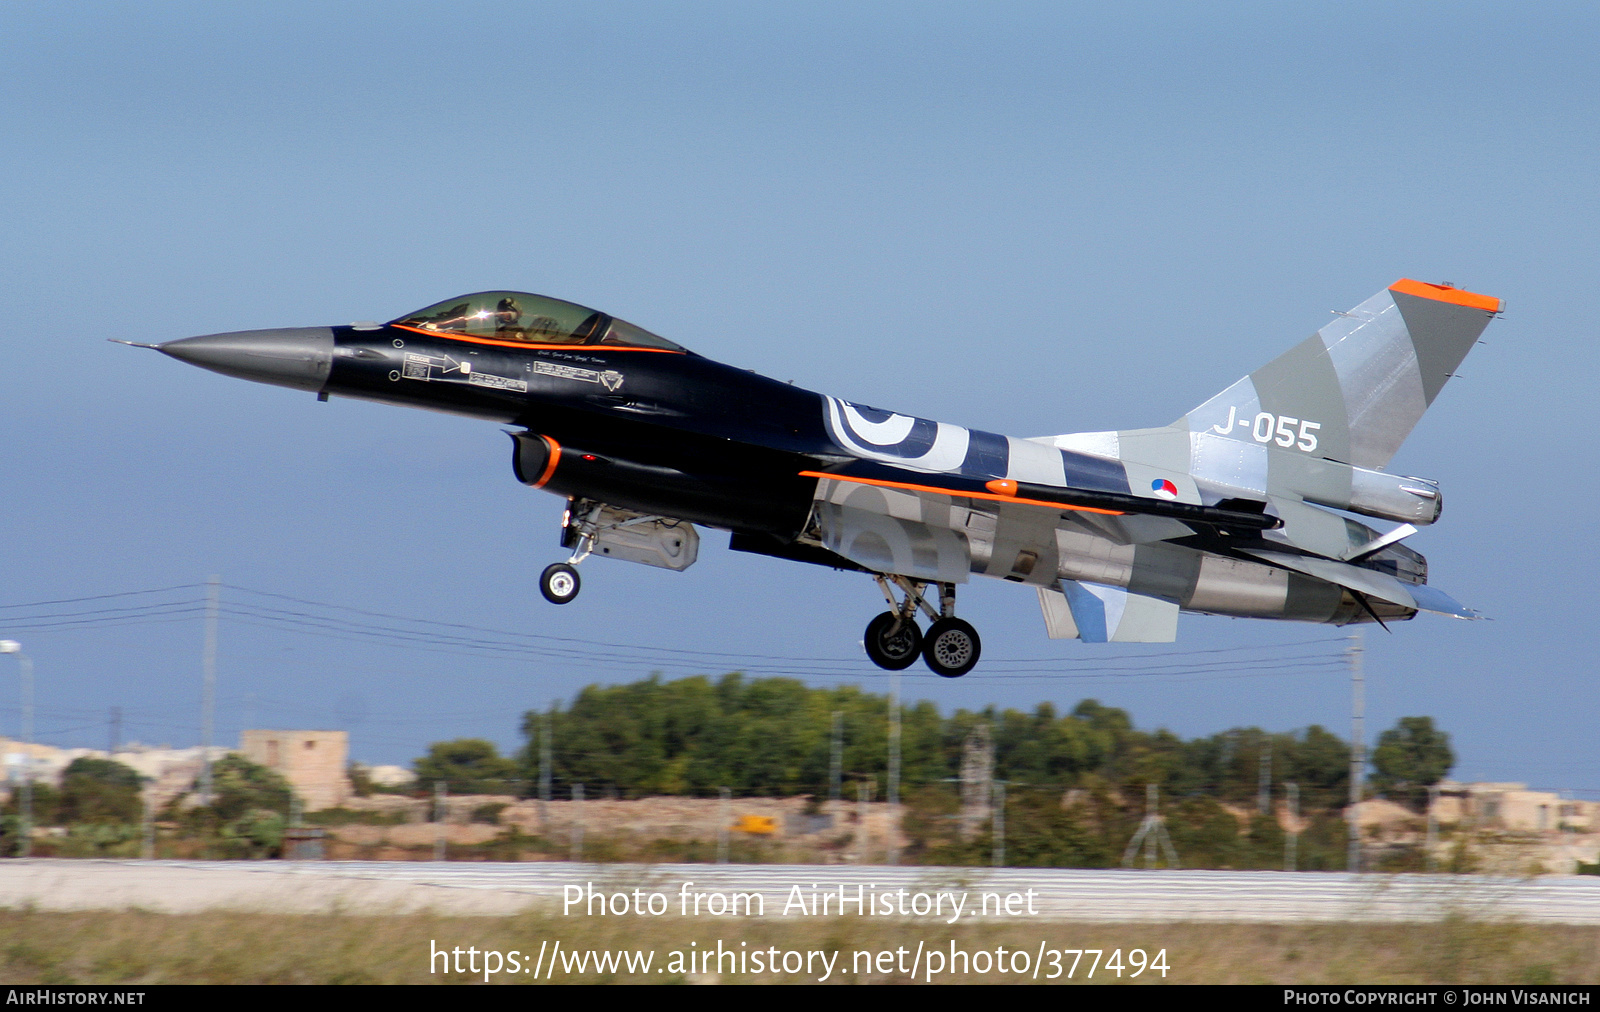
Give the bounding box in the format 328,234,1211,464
390,291,685,352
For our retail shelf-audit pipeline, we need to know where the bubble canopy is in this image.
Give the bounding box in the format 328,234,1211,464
389,291,686,351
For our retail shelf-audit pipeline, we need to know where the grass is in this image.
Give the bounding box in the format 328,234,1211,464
0,910,1594,984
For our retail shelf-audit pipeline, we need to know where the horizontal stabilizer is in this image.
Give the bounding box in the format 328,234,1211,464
1406,583,1483,620
1241,548,1482,619
1038,580,1179,643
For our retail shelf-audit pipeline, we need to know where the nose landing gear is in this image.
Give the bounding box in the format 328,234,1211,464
863,576,982,677
539,563,581,604
536,499,701,605
538,500,604,605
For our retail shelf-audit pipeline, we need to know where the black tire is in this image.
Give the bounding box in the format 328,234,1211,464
922,617,981,677
539,563,581,604
864,611,922,670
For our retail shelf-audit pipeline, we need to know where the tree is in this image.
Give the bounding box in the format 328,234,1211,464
208,753,292,822
347,762,376,798
414,739,520,794
165,754,294,857
57,757,143,824
1371,717,1454,811
1289,724,1351,810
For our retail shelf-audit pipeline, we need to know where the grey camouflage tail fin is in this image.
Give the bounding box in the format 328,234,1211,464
1178,279,1501,469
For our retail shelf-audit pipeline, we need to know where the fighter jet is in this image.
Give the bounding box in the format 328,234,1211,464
122,279,1499,677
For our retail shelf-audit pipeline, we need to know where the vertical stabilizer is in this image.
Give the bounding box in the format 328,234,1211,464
1178,280,1500,469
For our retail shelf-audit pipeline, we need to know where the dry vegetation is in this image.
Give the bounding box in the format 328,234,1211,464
0,910,1594,985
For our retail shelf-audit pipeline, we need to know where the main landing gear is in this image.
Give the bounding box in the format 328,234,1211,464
864,575,981,678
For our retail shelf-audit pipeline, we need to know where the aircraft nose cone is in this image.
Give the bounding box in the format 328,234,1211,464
159,327,334,392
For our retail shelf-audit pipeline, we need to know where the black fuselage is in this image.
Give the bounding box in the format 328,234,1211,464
327,325,832,537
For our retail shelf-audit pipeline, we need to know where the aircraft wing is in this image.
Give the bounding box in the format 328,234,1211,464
801,460,1228,642
801,460,1220,584
800,459,1477,643
800,459,1282,532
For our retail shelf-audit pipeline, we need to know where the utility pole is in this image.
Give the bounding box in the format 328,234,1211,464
199,576,219,806
2,762,15,858
108,706,122,754
1426,784,1440,872
992,779,1006,867
539,707,553,834
829,711,843,805
1258,741,1272,815
1122,783,1180,869
856,781,869,864
888,670,900,866
433,780,447,861
1285,782,1300,872
1,641,34,858
1219,731,1235,791
717,787,731,865
19,653,32,859
140,789,155,860
570,783,584,863
1347,632,1364,875
960,723,993,843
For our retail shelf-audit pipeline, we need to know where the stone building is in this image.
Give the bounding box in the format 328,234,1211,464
1430,781,1597,833
240,730,350,811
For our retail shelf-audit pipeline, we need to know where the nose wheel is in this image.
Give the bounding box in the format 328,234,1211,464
539,563,581,604
864,576,981,676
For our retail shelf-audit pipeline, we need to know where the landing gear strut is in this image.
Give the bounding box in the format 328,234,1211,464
863,576,982,677
538,500,604,605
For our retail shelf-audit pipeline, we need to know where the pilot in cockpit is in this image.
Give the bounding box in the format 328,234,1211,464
494,297,523,333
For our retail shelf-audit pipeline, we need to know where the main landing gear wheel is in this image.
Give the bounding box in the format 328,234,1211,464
539,563,581,604
923,617,981,678
864,611,922,670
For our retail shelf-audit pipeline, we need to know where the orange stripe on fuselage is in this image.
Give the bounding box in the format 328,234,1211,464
389,323,687,353
1389,279,1502,313
799,470,1125,516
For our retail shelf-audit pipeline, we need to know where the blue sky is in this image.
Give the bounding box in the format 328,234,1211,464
1,3,1595,792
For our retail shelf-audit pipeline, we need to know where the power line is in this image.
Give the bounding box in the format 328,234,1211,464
0,584,205,610
2,582,1350,665
0,582,1356,689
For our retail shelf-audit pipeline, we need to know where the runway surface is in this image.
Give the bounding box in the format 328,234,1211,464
4,859,1600,922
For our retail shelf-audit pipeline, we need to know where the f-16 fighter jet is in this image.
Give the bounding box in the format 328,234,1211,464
122,279,1499,677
